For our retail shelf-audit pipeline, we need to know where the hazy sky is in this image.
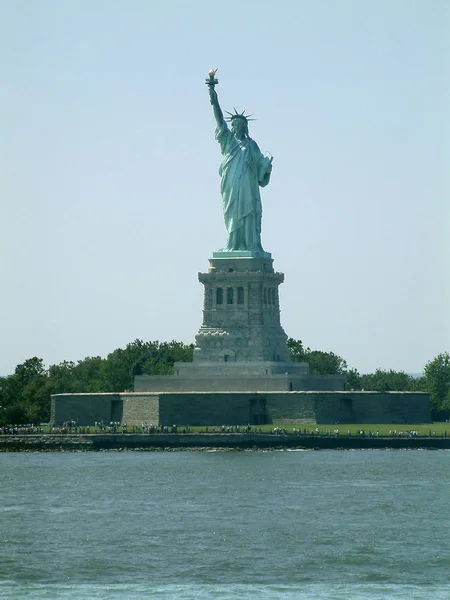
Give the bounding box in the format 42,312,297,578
1,0,449,376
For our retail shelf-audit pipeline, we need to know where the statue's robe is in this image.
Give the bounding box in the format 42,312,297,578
216,121,272,253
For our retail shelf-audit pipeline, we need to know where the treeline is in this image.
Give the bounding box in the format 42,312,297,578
0,340,194,426
0,339,449,425
288,339,449,419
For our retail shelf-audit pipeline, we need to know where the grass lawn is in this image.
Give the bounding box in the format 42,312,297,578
188,423,449,436
39,422,449,437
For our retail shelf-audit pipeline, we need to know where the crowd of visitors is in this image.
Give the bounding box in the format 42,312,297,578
0,425,44,435
0,424,448,437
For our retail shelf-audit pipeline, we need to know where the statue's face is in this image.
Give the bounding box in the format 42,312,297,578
232,118,248,137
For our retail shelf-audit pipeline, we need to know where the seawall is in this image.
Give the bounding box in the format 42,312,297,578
1,433,449,451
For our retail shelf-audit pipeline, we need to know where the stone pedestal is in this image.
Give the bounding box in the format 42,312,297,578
193,253,290,363
134,252,345,393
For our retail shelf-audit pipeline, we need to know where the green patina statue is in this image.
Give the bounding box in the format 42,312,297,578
206,69,273,255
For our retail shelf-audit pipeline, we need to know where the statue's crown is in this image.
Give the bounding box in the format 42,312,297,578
225,108,255,123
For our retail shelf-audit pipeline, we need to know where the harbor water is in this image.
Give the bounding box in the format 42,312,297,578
1,449,449,599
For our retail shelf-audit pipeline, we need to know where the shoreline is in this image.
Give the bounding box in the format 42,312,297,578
1,433,450,451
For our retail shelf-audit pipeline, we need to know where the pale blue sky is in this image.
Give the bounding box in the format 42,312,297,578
1,0,448,375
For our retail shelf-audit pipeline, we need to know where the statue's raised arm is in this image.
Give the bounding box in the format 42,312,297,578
206,69,224,127
206,69,273,257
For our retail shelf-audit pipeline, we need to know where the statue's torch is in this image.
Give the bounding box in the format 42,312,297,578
205,68,218,87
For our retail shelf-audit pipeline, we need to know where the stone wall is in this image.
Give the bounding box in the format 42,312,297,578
314,392,431,424
159,393,250,427
134,373,346,393
3,434,450,452
50,393,118,426
266,393,316,424
121,393,160,426
51,390,431,427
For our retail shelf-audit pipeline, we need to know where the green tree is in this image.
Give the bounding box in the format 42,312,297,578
102,339,194,391
133,340,194,377
345,368,361,390
424,352,450,419
287,338,347,375
103,340,149,391
0,358,50,424
287,338,307,362
14,357,47,386
47,361,78,394
307,350,347,376
0,375,27,425
71,356,107,392
358,369,414,392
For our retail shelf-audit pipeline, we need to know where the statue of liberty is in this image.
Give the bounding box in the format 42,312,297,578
206,70,273,255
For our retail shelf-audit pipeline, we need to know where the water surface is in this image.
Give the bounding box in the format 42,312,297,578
1,449,449,599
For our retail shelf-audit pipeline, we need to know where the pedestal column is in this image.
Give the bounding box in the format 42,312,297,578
194,254,289,363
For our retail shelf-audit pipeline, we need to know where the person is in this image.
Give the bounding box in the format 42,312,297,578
208,84,273,253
